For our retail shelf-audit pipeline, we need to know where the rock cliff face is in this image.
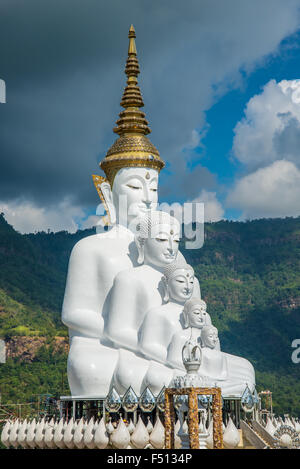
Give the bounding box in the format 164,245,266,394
5,336,69,362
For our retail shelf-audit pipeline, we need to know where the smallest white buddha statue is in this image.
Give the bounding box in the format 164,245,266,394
166,298,211,371
199,325,227,381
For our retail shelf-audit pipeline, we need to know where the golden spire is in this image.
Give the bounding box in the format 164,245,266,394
99,25,165,186
113,24,150,136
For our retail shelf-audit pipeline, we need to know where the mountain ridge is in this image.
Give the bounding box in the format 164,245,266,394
0,213,299,415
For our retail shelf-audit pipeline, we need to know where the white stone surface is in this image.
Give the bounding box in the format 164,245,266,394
62,165,256,397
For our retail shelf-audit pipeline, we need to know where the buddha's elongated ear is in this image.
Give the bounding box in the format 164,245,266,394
92,175,116,225
162,276,169,302
135,234,145,264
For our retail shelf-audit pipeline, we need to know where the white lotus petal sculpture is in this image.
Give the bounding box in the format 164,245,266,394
131,416,149,449
106,418,115,435
35,418,46,449
149,416,165,449
9,419,19,449
26,418,37,449
64,418,76,449
44,418,56,449
1,420,11,448
110,419,130,449
83,417,96,449
94,417,109,449
265,417,277,436
17,418,28,449
54,418,66,449
223,418,240,449
74,417,85,449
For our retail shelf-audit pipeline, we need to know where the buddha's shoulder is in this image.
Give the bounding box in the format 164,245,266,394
173,328,190,340
144,305,166,318
71,231,133,258
114,265,146,284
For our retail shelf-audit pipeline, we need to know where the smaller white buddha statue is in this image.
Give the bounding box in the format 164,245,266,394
139,260,195,364
105,210,182,351
105,210,182,394
201,323,256,394
138,260,195,394
199,325,227,381
166,298,211,371
201,325,220,351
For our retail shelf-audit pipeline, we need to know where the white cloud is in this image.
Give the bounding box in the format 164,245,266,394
226,160,300,219
0,198,87,233
80,215,101,230
233,79,300,169
190,190,224,222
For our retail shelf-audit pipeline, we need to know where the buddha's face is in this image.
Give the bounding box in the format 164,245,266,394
167,269,195,303
202,327,219,349
143,222,180,268
112,167,158,225
187,304,208,329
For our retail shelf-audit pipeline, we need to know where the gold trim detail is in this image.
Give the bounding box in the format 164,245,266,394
164,387,224,450
92,174,112,226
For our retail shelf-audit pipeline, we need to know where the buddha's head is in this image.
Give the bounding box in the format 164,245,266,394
182,298,211,329
135,210,181,268
201,325,219,349
94,167,159,226
162,260,195,303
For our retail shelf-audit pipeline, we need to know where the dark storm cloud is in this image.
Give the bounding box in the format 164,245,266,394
1,0,300,214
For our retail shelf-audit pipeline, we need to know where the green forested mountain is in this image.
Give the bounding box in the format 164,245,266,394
0,213,299,416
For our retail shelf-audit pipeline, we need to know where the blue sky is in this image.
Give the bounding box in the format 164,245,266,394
191,30,300,220
1,1,300,232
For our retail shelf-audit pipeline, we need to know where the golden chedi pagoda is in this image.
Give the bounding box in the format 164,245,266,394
99,24,165,187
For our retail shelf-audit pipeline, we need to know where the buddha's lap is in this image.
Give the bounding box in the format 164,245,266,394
68,337,118,372
143,361,174,394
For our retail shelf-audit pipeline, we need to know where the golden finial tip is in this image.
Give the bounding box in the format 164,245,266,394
129,24,136,41
128,24,137,54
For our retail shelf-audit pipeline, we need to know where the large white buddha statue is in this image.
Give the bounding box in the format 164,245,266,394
62,26,165,397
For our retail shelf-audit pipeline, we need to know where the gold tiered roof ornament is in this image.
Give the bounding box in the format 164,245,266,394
94,24,165,193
